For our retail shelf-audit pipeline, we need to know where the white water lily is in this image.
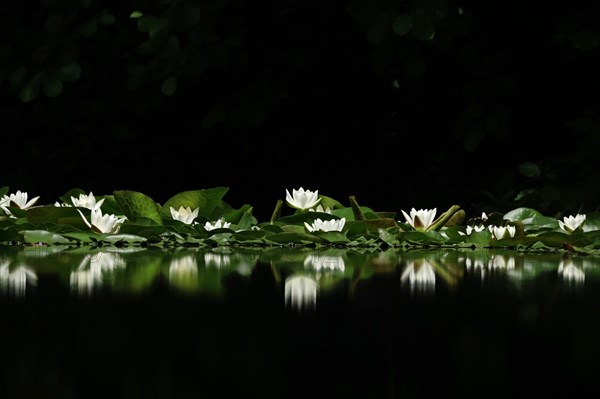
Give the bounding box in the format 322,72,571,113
488,225,516,240
285,187,321,211
304,217,346,232
309,204,332,214
77,208,127,234
285,275,318,310
0,190,40,216
458,225,486,236
204,217,231,231
400,208,437,230
170,205,199,225
54,201,72,207
558,214,586,234
71,191,105,210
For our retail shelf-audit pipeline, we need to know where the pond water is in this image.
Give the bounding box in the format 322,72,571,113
1,245,600,399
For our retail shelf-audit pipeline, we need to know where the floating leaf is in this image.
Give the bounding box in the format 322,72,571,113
113,190,162,225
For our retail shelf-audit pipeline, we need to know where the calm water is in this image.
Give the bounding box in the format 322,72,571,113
1,245,600,399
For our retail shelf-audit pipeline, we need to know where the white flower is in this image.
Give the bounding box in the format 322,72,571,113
488,225,516,240
285,275,318,310
71,191,105,210
309,204,332,214
458,225,486,236
558,259,585,284
0,190,40,215
54,201,72,207
170,205,199,225
481,212,488,221
204,217,231,231
400,208,437,230
77,208,127,234
285,187,321,211
304,217,346,232
558,214,586,234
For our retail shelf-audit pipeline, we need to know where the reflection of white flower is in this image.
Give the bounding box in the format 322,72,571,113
0,190,40,216
558,214,586,234
285,187,321,211
401,260,436,289
400,208,437,230
169,255,198,280
459,225,486,236
558,259,585,284
304,217,346,232
77,208,127,234
204,217,231,231
488,225,516,240
71,192,105,210
170,206,199,225
304,254,345,273
489,254,516,271
465,257,486,271
204,252,231,269
0,262,37,297
285,275,318,310
70,252,126,295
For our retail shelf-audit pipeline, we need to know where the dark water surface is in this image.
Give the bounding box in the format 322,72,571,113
1,245,599,399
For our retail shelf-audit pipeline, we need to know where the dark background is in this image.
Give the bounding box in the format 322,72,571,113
2,0,599,222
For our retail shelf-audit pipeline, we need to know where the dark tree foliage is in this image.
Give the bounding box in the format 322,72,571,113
1,0,599,221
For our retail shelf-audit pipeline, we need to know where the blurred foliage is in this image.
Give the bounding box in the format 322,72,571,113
1,0,599,217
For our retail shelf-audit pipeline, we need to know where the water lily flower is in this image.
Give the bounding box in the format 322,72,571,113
0,190,40,216
304,217,346,232
54,201,72,207
488,225,516,240
77,208,127,234
458,225,486,236
71,191,105,210
204,217,231,231
558,214,586,234
481,212,488,221
170,205,199,225
285,187,321,211
400,208,437,230
285,275,318,310
309,204,332,214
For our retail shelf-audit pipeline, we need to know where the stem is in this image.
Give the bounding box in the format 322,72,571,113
427,205,461,231
349,195,365,221
270,199,283,224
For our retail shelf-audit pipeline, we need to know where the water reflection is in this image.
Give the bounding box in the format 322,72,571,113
0,260,37,297
70,251,126,296
284,275,318,310
558,258,585,286
400,259,436,296
168,254,199,292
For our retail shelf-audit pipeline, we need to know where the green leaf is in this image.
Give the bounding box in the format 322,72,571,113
58,63,82,82
26,206,88,228
130,11,144,19
43,79,63,97
518,162,541,178
161,76,178,96
22,230,71,244
504,207,558,230
392,14,413,36
583,212,600,232
113,190,162,225
160,188,229,219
